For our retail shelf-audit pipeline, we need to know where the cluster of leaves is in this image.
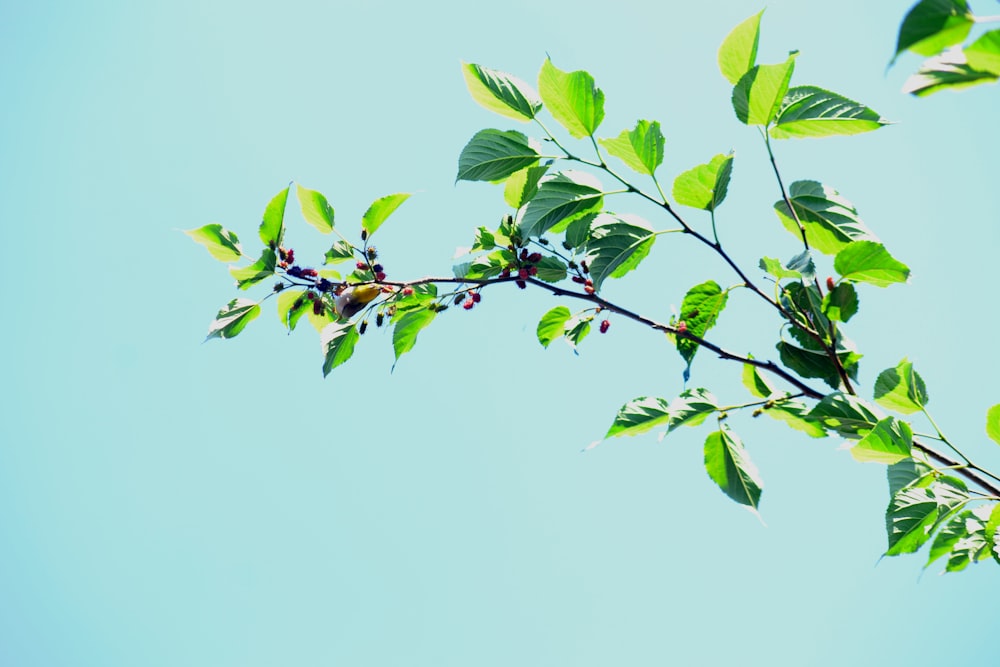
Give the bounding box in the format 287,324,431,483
188,9,1000,571
893,0,1000,95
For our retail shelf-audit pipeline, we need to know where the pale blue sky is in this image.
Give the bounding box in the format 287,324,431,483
2,1,999,665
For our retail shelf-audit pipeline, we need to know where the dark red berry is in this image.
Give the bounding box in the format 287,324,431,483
375,271,386,281
599,319,610,334
581,260,589,273
312,300,324,315
572,276,586,284
528,266,538,276
527,252,542,263
826,276,836,291
518,268,529,279
471,292,481,303
516,280,527,289
501,268,511,278
520,248,529,260
286,249,294,264
301,268,318,278
356,261,368,271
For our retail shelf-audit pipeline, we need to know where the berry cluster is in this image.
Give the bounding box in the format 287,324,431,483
461,291,482,310
277,246,295,268
500,247,544,289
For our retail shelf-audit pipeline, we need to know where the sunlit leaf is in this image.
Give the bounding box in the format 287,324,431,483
605,396,673,438
206,298,260,341
718,10,763,84
668,388,719,431
461,62,542,121
537,306,572,348
598,120,665,176
321,321,360,376
672,153,734,211
834,241,910,287
229,248,276,290
521,171,603,238
296,184,335,233
362,193,411,236
903,47,999,96
774,181,878,256
456,129,540,182
538,58,605,138
822,282,859,323
676,281,728,371
731,52,797,127
886,476,968,556
582,214,655,291
807,393,881,438
704,427,763,511
324,240,355,264
771,86,891,139
392,308,437,368
185,223,242,263
874,358,928,414
892,0,974,64
851,417,913,464
986,404,1000,446
964,29,1000,75
504,164,549,209
259,185,289,247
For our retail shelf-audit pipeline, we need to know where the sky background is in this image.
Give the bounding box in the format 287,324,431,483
2,0,999,665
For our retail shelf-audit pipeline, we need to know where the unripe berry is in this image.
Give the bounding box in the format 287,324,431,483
359,320,369,334
376,311,385,327
402,286,414,296
356,261,368,271
520,248,529,260
301,268,318,277
462,298,474,310
599,319,610,334
677,320,687,333
826,276,836,291
366,246,378,259
584,285,595,294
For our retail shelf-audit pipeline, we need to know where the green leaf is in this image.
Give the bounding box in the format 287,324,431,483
296,185,335,233
598,120,665,176
229,248,276,290
324,240,355,264
668,388,719,431
672,153,734,211
822,282,859,323
774,181,878,256
504,164,549,209
771,86,891,139
392,308,436,367
927,505,994,571
986,404,1000,446
456,129,540,182
362,193,411,236
605,396,673,438
886,476,968,556
986,504,1000,565
731,52,798,127
777,340,859,390
321,321,360,376
807,393,881,438
537,58,605,138
874,358,928,415
718,10,763,85
758,256,801,280
582,214,655,291
461,62,542,122
704,427,763,511
893,0,974,63
742,361,776,399
537,306,572,348
676,281,728,371
564,212,596,249
276,289,312,332
887,458,934,499
785,251,816,282
185,223,243,263
259,185,289,248
834,241,910,287
563,315,591,350
965,29,1000,76
206,298,260,340
851,417,914,464
534,256,568,283
902,47,1000,95
521,171,603,238
765,399,828,438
